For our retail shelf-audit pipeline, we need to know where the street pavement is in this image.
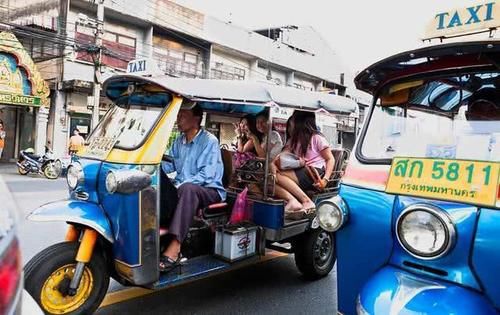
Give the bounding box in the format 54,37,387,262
1,163,339,314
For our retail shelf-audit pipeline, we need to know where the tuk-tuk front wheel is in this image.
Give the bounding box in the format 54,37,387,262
24,241,110,315
294,228,335,280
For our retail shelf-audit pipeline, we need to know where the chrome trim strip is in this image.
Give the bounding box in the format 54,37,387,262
75,191,89,201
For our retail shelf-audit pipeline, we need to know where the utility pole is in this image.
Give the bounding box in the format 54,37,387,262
91,0,104,129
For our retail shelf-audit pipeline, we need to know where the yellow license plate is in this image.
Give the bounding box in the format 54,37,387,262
386,157,500,207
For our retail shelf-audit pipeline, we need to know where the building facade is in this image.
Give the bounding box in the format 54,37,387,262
6,0,357,156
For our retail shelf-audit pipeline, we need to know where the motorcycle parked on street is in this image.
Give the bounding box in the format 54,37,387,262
17,146,63,179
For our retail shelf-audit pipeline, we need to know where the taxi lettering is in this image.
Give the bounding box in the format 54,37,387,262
435,2,495,30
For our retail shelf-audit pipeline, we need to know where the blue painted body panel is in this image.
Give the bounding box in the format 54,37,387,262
252,195,333,229
358,266,498,315
252,201,283,229
390,197,481,290
97,162,144,266
70,157,101,203
338,183,500,314
336,185,395,315
28,199,113,242
472,209,500,310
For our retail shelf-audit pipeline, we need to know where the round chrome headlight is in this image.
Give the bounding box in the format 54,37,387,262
66,163,84,190
105,171,117,194
317,202,344,232
396,205,456,260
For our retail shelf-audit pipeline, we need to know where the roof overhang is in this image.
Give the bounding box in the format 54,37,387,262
354,40,500,95
103,75,358,115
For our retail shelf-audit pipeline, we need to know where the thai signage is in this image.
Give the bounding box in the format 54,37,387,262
0,93,42,107
424,2,500,39
0,32,50,107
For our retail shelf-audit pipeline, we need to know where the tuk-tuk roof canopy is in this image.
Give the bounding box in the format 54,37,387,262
103,75,359,116
355,40,500,95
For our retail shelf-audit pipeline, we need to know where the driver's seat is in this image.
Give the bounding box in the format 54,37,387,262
159,148,233,234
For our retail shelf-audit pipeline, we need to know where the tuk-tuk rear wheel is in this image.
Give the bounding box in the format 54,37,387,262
24,241,110,315
293,229,335,280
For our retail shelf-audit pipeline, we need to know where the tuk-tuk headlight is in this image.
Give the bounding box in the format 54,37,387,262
396,205,456,260
67,163,84,190
105,169,151,194
317,197,347,232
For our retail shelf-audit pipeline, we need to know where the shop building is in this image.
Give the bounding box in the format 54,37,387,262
9,0,359,156
0,31,50,162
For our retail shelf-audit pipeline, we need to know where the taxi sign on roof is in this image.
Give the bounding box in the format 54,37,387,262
126,58,162,76
424,2,500,40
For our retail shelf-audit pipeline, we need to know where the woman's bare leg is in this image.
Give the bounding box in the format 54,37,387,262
274,184,302,211
279,169,300,183
276,172,316,209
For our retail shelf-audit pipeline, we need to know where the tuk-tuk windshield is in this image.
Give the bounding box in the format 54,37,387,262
87,105,164,150
361,72,500,162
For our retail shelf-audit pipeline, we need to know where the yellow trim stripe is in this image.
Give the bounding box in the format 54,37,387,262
99,251,287,308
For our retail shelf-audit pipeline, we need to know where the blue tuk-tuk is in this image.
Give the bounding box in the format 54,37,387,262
330,35,500,314
23,75,358,314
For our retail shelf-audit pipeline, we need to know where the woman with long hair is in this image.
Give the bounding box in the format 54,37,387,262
234,114,263,168
273,111,335,218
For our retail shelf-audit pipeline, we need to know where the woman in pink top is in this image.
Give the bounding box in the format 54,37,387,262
273,111,335,218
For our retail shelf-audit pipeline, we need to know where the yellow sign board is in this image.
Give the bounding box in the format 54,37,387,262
386,157,500,207
424,2,500,40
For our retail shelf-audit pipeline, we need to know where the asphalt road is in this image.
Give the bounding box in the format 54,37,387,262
1,164,339,315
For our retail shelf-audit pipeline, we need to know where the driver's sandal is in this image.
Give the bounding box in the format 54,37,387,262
159,254,183,274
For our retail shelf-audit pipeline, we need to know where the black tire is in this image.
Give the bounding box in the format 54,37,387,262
294,228,336,280
24,241,110,315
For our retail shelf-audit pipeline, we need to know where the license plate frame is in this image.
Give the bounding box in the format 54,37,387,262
386,157,500,207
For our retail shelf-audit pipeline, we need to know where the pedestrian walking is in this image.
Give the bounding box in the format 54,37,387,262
68,128,85,155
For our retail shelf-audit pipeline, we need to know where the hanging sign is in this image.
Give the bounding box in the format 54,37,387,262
127,58,161,76
424,2,500,40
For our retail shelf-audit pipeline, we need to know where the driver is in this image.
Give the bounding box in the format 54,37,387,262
160,104,225,272
466,87,500,121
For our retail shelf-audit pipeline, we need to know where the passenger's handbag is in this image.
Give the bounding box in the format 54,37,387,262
276,152,303,170
234,151,256,169
229,187,251,224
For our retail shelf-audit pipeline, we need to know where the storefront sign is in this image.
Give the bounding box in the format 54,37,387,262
0,93,41,107
0,32,50,106
424,2,500,39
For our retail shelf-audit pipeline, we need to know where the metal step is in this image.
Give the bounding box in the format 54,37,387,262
152,254,261,289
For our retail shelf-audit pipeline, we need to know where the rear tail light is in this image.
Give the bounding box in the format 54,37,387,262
0,238,21,315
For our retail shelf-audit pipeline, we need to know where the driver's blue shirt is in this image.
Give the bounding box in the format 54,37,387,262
161,129,226,200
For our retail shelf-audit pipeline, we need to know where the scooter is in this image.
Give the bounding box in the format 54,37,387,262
17,146,62,179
